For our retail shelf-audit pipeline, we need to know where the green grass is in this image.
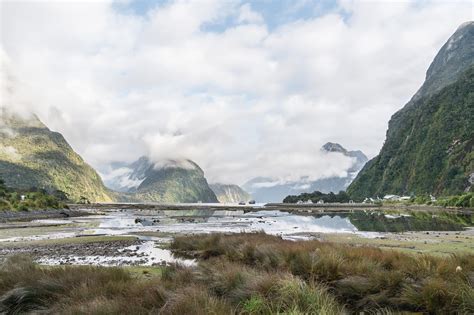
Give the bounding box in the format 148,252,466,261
322,231,474,256
435,192,474,208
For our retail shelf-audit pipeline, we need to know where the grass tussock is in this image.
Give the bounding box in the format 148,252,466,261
0,255,343,315
171,233,474,313
1,232,473,314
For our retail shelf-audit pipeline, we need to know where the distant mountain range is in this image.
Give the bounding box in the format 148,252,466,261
0,110,113,202
105,156,218,203
348,22,474,199
243,143,368,203
0,111,242,204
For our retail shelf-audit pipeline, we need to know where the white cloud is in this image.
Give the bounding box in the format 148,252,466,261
100,166,145,191
0,0,471,185
238,3,264,24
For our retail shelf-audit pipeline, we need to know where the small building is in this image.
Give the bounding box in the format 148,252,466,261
20,195,26,201
383,195,401,201
305,199,313,204
317,200,324,204
400,196,411,201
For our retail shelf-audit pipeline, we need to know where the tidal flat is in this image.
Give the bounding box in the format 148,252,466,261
0,205,473,313
0,205,473,265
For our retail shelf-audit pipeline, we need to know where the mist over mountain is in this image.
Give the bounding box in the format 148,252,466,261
243,143,368,203
0,109,113,202
348,22,474,199
209,183,251,204
2,1,470,187
105,156,218,203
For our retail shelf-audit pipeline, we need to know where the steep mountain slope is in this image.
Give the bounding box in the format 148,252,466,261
209,183,251,203
0,111,113,202
348,23,474,199
108,157,218,203
243,143,368,202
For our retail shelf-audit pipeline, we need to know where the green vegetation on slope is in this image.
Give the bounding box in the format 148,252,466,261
209,183,251,203
117,157,218,203
348,66,474,199
435,192,474,208
348,23,474,200
0,112,113,203
0,179,67,211
132,167,218,203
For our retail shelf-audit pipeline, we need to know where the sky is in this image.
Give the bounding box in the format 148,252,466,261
0,0,473,185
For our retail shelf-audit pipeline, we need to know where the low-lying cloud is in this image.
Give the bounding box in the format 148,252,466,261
0,0,471,185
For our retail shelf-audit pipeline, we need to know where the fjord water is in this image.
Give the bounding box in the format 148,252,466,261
1,206,471,266
2,207,471,243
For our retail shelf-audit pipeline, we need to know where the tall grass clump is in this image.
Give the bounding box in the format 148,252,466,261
1,232,473,314
171,232,474,313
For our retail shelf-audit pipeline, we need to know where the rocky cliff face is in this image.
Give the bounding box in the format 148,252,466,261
0,110,113,202
348,22,474,199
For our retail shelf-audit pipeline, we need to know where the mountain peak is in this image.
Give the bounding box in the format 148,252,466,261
0,110,112,202
321,142,347,153
104,156,217,203
414,21,474,101
456,21,474,32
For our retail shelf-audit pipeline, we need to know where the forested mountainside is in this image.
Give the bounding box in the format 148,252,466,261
0,110,113,202
348,23,474,199
108,157,218,203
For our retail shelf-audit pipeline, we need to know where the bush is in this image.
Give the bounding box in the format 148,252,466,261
436,192,474,208
0,181,67,211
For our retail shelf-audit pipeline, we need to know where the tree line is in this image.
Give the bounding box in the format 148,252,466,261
0,179,68,211
283,191,351,203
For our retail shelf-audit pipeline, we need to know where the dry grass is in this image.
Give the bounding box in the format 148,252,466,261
1,232,473,314
171,232,474,313
0,254,342,314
